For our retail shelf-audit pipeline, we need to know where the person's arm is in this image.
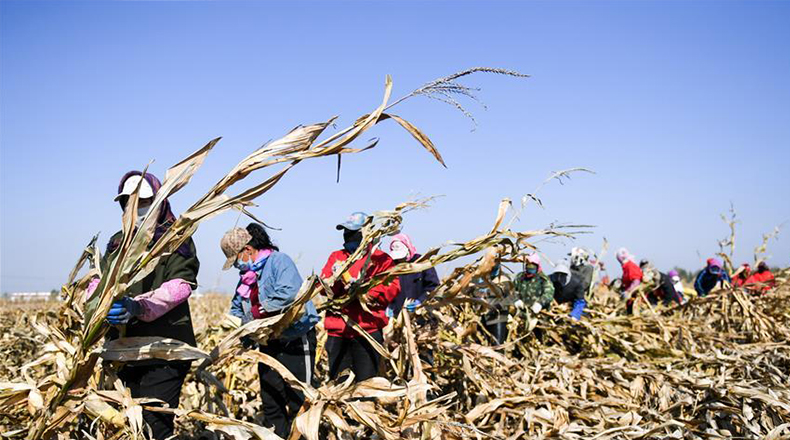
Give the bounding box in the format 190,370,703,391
580,266,593,293
569,298,586,320
694,271,705,295
230,291,245,319
365,254,401,307
368,276,400,307
539,275,555,309
259,253,303,313
133,279,193,322
418,267,440,303
573,279,586,303
131,239,200,322
83,277,101,302
320,252,345,297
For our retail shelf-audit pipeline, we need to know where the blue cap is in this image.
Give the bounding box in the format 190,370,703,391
336,211,370,231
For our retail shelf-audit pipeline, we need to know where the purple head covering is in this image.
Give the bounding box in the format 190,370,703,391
667,270,679,278
107,171,192,257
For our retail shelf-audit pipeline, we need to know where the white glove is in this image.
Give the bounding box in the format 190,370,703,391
531,302,543,314
514,299,525,309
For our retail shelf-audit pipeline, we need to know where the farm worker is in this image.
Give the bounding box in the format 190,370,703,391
616,248,643,299
569,247,594,295
321,212,400,382
744,261,775,294
385,233,440,318
512,254,555,318
694,258,731,297
549,260,587,320
639,259,660,285
480,263,515,344
667,270,686,301
87,171,199,440
647,272,685,306
732,263,752,287
221,224,319,438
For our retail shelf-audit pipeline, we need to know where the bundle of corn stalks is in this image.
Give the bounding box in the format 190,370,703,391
3,273,790,439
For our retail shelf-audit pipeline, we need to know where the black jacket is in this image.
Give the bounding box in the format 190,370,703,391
550,271,585,305
571,264,593,294
650,272,683,305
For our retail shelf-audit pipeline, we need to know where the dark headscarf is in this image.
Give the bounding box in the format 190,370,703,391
107,171,192,257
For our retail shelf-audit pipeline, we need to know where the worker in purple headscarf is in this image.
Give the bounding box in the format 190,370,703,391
694,258,731,297
86,171,199,439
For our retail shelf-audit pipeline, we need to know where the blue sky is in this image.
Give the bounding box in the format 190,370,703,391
2,1,789,293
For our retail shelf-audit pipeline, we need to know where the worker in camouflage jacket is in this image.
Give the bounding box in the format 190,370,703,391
513,254,555,318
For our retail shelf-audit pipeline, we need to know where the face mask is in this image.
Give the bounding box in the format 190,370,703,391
233,248,254,272
525,266,538,277
343,241,361,253
234,258,252,272
135,204,151,227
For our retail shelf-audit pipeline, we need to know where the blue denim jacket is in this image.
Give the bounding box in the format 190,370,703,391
229,251,319,340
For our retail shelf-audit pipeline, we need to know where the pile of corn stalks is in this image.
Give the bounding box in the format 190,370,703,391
424,279,790,439
4,275,789,439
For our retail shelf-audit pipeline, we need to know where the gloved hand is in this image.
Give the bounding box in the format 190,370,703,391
569,299,586,321
514,299,525,309
405,299,421,313
530,302,543,314
106,297,143,325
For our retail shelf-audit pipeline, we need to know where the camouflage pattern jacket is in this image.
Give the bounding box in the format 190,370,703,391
513,272,555,311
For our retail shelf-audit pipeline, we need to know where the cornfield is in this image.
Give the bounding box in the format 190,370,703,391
2,69,789,440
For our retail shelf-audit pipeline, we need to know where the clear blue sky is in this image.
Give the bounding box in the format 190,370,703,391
2,1,789,293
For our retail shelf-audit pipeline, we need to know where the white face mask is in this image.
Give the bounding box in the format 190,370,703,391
136,204,151,227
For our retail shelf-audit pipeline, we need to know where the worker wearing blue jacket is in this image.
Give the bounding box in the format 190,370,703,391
694,258,731,297
221,223,320,439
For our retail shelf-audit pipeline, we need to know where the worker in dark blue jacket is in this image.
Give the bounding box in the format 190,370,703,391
694,258,731,297
386,233,440,317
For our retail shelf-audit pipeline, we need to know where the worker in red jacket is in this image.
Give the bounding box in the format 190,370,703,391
616,248,643,299
732,263,752,287
320,211,400,382
744,261,775,294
